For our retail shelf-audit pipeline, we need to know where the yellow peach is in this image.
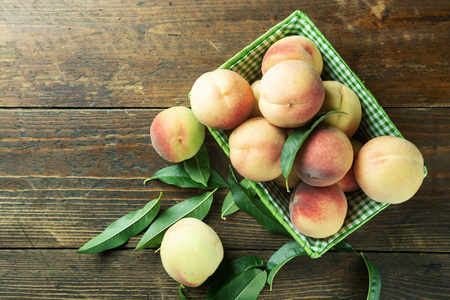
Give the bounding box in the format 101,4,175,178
190,69,254,130
354,135,424,204
259,60,325,128
229,117,287,182
319,81,362,138
262,35,323,75
160,218,224,287
249,79,263,118
273,168,301,190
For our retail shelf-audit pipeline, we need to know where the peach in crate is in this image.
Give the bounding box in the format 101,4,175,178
193,10,427,258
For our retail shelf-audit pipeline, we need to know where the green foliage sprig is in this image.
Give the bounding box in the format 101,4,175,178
183,143,211,187
280,111,346,191
206,256,267,299
135,189,216,250
80,139,382,300
78,193,162,254
227,166,290,236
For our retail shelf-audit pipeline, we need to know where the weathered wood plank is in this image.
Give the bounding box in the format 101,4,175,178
0,108,446,178
0,249,448,299
0,108,448,252
1,1,447,299
0,0,447,108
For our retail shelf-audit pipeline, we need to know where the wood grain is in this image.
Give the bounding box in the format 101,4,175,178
0,0,448,298
0,108,448,251
0,249,448,299
0,0,448,108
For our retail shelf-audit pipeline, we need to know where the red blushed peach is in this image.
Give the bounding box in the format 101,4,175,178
289,182,348,239
336,168,358,193
337,138,364,192
160,218,223,287
293,125,353,187
319,81,362,138
150,106,205,163
259,60,325,128
354,135,425,204
189,69,254,130
262,35,323,75
229,117,287,182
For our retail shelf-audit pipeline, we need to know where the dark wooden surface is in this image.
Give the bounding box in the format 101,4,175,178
0,1,448,299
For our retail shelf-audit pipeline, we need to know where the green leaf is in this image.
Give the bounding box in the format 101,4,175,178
280,111,345,191
78,193,162,254
228,167,289,236
220,179,257,220
361,252,382,300
207,256,266,300
333,240,357,253
240,179,257,197
135,189,216,250
179,285,190,300
145,164,227,190
221,191,240,220
215,268,267,300
183,143,211,187
266,240,306,291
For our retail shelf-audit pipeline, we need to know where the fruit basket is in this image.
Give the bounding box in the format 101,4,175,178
206,10,418,258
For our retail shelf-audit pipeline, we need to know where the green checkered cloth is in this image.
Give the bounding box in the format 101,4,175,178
205,10,423,258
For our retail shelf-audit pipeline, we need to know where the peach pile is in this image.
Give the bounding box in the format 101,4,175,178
150,34,425,241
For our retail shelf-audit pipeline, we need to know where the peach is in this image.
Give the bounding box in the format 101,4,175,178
293,125,353,187
259,60,325,128
150,106,205,163
249,79,263,118
189,69,254,130
229,117,287,182
160,218,224,288
354,135,425,204
337,138,364,192
261,35,323,75
289,182,348,239
319,81,362,137
273,168,301,190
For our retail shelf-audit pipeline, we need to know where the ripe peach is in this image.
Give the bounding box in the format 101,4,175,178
293,125,353,187
289,182,348,239
259,60,325,128
189,69,254,130
273,168,301,190
261,35,323,75
150,106,205,163
249,79,263,118
337,138,364,192
229,117,287,182
354,135,425,204
160,218,224,287
319,81,362,137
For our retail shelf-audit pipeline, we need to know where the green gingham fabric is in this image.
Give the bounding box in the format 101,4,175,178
206,10,407,258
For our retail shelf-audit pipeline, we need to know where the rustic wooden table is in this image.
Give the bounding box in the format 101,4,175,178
0,1,448,299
